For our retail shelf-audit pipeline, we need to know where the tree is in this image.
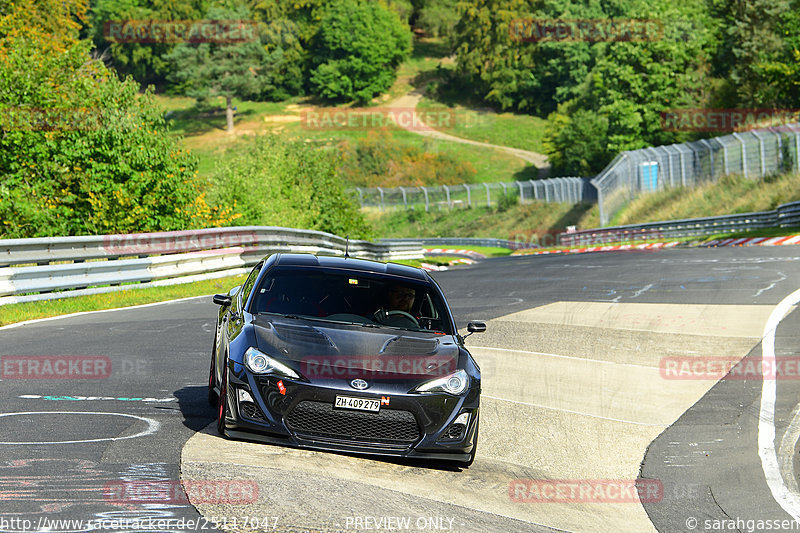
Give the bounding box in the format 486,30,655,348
167,5,267,132
415,0,460,38
708,0,795,107
542,1,715,174
0,1,229,238
87,0,208,87
544,107,612,176
308,0,412,104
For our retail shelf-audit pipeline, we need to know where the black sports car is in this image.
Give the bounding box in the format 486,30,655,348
209,253,485,467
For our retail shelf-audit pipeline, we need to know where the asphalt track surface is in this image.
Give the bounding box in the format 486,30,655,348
2,246,800,532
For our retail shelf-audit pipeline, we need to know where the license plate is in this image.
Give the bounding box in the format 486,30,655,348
334,396,380,412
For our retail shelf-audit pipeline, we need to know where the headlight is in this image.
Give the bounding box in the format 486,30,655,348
244,347,299,379
413,369,469,395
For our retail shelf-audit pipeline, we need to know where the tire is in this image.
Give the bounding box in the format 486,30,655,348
459,416,479,468
216,361,229,437
208,325,219,406
207,355,218,407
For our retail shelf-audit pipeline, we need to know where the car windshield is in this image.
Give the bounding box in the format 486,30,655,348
249,268,453,334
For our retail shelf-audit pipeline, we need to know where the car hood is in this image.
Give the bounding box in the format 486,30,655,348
252,316,460,379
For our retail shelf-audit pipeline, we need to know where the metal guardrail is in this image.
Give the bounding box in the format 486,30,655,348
380,237,537,250
0,227,424,305
559,200,800,247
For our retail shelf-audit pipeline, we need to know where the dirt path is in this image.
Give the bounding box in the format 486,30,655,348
389,88,550,172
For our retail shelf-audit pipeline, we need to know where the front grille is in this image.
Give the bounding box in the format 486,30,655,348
286,401,420,445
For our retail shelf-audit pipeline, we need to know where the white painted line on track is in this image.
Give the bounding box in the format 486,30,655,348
0,411,160,445
759,287,800,521
483,394,666,427
471,345,656,370
778,403,800,497
0,295,209,331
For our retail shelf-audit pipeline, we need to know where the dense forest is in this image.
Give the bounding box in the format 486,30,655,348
1,0,798,237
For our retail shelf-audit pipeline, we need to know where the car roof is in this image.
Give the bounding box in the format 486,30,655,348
271,253,429,281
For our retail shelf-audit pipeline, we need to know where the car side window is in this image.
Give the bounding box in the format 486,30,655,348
239,263,263,309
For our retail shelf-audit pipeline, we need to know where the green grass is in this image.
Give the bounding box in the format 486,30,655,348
369,201,598,241
610,172,800,226
0,274,247,327
416,96,549,156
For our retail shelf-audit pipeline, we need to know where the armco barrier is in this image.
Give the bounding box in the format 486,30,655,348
380,237,537,250
559,200,800,247
0,227,424,305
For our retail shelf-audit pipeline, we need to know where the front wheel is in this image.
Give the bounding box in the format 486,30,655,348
208,324,220,406
216,361,230,437
207,354,218,406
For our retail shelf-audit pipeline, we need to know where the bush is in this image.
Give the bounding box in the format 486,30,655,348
337,131,476,187
208,135,372,239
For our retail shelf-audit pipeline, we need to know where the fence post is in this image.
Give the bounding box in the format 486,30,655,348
377,187,385,211
398,186,407,208
719,139,729,175
679,149,686,186
443,185,451,208
517,181,524,202
529,179,539,200
464,184,471,207
421,186,429,212
733,132,748,178
483,183,491,207
751,130,767,177
773,128,783,171
355,187,364,206
544,180,551,203
796,129,800,173
700,139,715,179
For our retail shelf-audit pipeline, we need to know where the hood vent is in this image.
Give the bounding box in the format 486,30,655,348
271,323,333,347
380,336,439,355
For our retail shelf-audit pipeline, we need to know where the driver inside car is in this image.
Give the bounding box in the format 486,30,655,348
374,284,419,328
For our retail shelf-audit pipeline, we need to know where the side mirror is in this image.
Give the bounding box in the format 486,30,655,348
462,321,486,341
467,322,486,334
213,294,232,306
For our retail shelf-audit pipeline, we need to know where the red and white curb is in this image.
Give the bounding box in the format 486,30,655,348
703,235,800,247
420,257,475,271
423,248,486,259
519,241,681,256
